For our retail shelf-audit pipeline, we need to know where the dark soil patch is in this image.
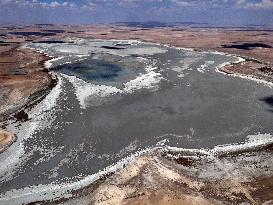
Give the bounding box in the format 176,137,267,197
101,45,126,50
9,32,57,36
222,42,272,50
14,110,28,121
34,40,66,44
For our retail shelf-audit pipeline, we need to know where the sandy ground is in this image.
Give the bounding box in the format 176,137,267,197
0,130,15,152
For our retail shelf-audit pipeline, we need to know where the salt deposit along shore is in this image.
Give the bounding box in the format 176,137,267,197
1,25,273,205
55,136,273,205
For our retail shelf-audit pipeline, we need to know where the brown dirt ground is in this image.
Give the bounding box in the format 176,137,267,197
0,42,52,119
0,129,15,152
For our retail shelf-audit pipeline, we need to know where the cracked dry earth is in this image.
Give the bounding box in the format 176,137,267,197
59,147,273,205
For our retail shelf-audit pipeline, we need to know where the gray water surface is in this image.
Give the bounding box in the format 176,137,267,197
0,40,272,204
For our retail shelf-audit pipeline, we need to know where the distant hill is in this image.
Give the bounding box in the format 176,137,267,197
114,21,208,28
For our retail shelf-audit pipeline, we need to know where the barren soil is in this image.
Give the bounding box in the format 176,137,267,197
0,130,15,152
0,43,52,119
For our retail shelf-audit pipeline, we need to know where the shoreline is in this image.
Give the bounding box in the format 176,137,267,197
15,134,273,205
1,26,273,204
216,54,273,87
46,42,273,204
3,42,273,203
0,44,58,151
0,46,55,118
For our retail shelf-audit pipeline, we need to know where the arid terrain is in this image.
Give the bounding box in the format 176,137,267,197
0,38,53,117
1,24,273,204
59,147,273,205
0,130,15,153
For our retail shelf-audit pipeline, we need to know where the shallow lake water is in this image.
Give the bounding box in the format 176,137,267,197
0,39,273,204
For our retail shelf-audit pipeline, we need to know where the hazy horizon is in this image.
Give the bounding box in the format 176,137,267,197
0,0,273,26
